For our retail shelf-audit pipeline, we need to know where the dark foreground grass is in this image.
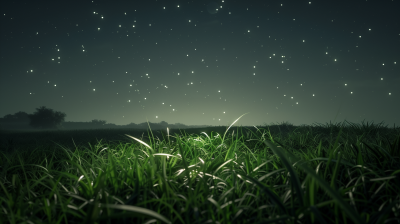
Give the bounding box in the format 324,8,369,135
0,115,399,224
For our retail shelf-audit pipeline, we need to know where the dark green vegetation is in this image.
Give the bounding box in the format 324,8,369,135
1,117,399,224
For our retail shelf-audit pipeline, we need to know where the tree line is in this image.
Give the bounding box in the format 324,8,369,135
1,106,213,130
1,106,67,129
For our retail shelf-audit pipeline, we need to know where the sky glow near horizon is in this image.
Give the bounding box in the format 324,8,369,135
0,0,399,127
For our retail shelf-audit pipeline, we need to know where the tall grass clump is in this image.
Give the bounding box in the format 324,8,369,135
0,113,399,224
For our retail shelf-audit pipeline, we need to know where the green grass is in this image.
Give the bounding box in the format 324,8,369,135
0,114,399,224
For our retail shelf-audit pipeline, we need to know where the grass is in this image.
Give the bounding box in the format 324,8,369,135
0,114,399,224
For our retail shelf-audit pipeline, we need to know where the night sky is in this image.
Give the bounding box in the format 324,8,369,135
1,0,399,127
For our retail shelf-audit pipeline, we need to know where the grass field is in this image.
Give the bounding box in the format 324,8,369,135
0,114,399,224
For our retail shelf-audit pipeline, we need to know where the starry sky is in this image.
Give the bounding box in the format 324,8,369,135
1,0,399,127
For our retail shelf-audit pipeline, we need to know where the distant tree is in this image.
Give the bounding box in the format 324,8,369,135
2,111,30,122
3,114,18,121
159,121,168,126
91,119,107,125
14,111,30,122
28,106,66,129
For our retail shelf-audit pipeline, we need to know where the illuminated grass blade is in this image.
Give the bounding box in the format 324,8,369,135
99,204,172,224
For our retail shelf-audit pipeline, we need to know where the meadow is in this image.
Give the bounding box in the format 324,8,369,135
0,115,399,224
